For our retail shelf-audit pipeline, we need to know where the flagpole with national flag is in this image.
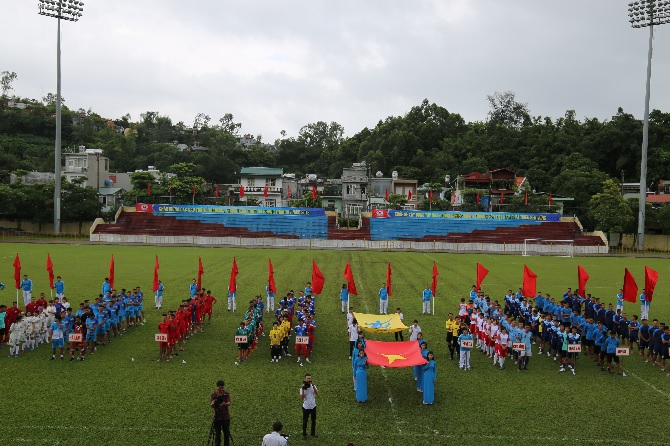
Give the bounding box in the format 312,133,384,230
312,260,324,295
522,265,537,298
476,262,489,291
47,254,55,298
268,259,277,297
109,254,115,290
344,261,358,313
229,257,239,295
386,262,392,298
152,255,160,294
197,257,204,292
13,253,21,306
432,261,439,315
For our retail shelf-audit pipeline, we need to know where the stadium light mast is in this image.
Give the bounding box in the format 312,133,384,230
38,0,84,234
628,0,670,251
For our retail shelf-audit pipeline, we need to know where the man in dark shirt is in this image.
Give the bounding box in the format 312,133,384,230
210,380,231,446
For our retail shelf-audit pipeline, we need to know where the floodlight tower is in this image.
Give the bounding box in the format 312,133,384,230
628,0,670,250
38,0,84,234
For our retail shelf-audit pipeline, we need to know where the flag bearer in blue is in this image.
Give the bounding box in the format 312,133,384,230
422,351,436,405
458,327,472,370
353,349,368,403
565,326,580,375
518,325,532,371
379,283,389,315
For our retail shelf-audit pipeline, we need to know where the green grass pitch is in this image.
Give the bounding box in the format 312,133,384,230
0,243,668,446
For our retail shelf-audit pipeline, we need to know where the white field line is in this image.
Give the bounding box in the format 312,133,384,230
625,369,670,399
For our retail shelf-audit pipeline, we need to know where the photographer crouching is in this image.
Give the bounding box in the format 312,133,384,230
209,380,231,446
262,421,288,446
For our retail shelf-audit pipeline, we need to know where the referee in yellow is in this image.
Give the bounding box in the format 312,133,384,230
446,312,461,360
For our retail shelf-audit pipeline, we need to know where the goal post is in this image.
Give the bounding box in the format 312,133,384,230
522,239,575,257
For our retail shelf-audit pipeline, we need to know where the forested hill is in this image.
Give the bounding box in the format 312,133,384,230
1,92,669,227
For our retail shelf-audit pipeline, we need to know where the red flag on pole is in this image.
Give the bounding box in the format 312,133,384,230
46,254,55,289
240,185,245,198
500,192,505,204
344,261,358,295
268,259,277,294
408,190,412,200
169,186,173,197
476,263,489,290
13,253,21,289
287,186,291,199
578,265,590,297
548,192,553,206
386,262,393,297
429,190,433,202
264,185,269,198
215,185,219,198
623,268,638,303
524,191,528,205
476,193,481,205
197,257,204,291
645,266,659,302
432,261,439,296
147,182,151,196
385,188,389,201
451,192,456,205
109,254,115,290
152,255,160,293
522,265,537,298
311,260,324,294
312,186,317,199
193,184,197,198
229,257,239,294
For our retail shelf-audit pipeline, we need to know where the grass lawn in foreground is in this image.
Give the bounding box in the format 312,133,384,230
0,243,669,446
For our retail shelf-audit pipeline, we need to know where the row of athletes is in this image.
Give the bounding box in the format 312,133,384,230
157,291,217,361
267,291,318,365
1,294,70,344
234,296,267,364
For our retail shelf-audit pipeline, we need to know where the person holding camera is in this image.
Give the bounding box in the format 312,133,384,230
210,380,231,446
300,373,318,440
262,421,288,446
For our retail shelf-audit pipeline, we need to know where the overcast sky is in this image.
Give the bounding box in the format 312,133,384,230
2,0,669,141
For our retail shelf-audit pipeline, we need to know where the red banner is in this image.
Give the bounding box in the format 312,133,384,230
476,263,489,290
432,261,439,296
371,209,390,218
365,340,428,368
645,266,659,302
623,268,638,303
229,257,239,294
197,257,204,291
311,260,324,294
109,255,115,290
13,253,21,289
522,264,537,298
578,265,589,297
386,262,392,297
152,255,160,293
46,254,55,289
268,259,277,294
135,203,152,212
344,261,358,295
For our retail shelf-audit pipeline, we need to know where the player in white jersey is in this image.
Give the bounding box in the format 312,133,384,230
458,298,468,321
8,315,26,357
494,328,510,369
489,320,500,357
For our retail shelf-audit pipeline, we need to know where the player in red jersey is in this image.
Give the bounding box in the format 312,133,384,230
69,316,86,361
158,313,171,361
204,290,217,323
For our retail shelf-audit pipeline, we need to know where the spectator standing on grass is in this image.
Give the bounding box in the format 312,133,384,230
21,274,32,306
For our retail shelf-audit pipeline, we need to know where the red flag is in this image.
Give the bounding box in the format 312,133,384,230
268,259,277,294
264,185,269,198
500,192,505,204
524,191,528,205
548,192,553,206
429,190,433,202
522,264,537,298
364,340,428,368
578,265,589,298
169,186,173,197
13,253,21,289
147,182,151,196
408,190,412,200
152,255,160,293
287,186,291,199
432,261,439,296
311,260,324,294
312,185,317,199
476,262,489,290
109,254,115,290
623,268,638,303
645,266,659,302
451,192,456,205
385,188,389,201
476,192,480,205
215,185,219,198
46,254,55,289
193,183,197,198
386,262,393,297
240,185,245,198
197,257,204,291
229,257,239,294
344,261,358,295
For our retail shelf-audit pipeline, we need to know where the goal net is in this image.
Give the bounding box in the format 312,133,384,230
522,239,575,257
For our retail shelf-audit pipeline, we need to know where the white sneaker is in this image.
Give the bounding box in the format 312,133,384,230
297,359,301,363
299,362,304,367
306,358,311,363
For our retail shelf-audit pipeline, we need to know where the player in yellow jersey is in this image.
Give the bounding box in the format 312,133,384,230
270,321,282,362
280,316,292,357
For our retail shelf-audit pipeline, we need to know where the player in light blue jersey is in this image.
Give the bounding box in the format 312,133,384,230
458,328,472,370
379,283,389,315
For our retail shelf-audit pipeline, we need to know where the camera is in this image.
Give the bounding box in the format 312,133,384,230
302,381,311,390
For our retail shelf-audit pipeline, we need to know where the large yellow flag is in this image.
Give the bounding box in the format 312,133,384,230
353,312,407,334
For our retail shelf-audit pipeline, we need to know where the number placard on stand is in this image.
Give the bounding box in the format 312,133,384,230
568,344,582,353
616,347,630,356
234,335,248,344
155,333,168,343
296,336,309,345
68,333,83,343
512,342,526,351
460,340,474,349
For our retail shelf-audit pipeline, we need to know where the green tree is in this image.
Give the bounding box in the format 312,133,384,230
387,193,408,210
1,71,17,97
588,179,633,237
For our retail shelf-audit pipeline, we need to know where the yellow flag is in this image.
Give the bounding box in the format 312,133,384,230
353,312,407,334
